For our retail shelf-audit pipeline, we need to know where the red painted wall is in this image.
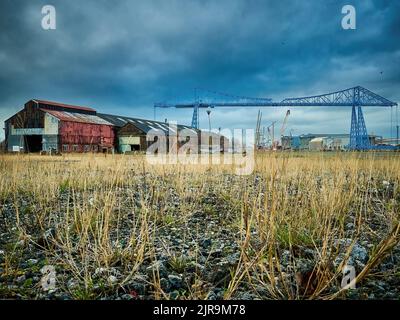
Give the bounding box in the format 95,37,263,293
59,121,115,151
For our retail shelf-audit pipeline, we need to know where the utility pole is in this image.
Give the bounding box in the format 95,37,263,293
207,107,211,132
206,107,212,153
255,110,262,148
272,122,275,150
397,104,399,145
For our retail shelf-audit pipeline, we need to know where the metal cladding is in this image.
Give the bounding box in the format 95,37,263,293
58,121,115,149
37,107,115,150
41,109,112,125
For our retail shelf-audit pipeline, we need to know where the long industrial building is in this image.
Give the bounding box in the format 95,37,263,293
281,133,379,151
4,99,227,153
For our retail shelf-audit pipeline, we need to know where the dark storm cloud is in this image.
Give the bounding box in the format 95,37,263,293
0,0,399,139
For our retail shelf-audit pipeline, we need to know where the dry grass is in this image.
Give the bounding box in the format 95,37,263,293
0,151,399,300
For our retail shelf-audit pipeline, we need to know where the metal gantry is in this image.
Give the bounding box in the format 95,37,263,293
154,86,398,150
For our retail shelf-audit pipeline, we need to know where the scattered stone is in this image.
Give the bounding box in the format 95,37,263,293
108,275,118,285
382,180,390,187
187,261,205,273
208,264,232,285
54,293,71,300
159,278,170,292
27,259,38,265
169,290,180,300
334,239,368,270
210,248,223,258
146,261,167,278
67,278,78,290
200,238,212,249
128,281,147,295
238,292,258,300
94,267,108,276
207,292,217,300
351,244,368,263
168,274,183,289
280,250,291,266
37,228,56,248
346,222,355,230
226,253,240,265
121,293,134,300
16,239,26,247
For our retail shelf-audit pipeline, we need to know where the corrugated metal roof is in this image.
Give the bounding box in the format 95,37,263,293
34,100,96,112
97,113,199,134
41,109,113,125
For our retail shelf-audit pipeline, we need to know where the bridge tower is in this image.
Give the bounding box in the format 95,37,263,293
349,87,370,150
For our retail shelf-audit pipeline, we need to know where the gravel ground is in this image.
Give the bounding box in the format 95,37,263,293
0,173,399,300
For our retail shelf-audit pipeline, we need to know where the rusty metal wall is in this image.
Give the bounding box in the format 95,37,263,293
59,121,115,152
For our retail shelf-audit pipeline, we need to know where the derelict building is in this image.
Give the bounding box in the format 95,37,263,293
4,99,227,154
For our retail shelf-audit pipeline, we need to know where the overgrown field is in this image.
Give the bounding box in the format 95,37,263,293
0,152,399,300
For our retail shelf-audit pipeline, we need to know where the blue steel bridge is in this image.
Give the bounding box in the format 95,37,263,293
154,86,398,151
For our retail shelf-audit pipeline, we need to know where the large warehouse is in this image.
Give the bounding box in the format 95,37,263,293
4,99,227,153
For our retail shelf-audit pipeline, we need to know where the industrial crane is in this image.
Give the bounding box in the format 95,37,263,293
263,110,290,150
280,109,290,148
255,110,262,148
280,110,290,137
154,86,398,150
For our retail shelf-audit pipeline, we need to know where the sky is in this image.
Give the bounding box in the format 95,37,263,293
0,0,399,140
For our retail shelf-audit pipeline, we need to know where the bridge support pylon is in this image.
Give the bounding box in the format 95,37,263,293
349,104,370,150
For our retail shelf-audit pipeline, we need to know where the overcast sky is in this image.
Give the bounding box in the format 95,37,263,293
0,0,399,140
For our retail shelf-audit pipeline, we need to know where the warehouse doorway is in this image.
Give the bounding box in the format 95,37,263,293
25,135,42,152
130,144,140,151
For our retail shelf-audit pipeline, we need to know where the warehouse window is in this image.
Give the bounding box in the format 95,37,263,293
62,145,69,152
92,145,98,152
72,145,79,152
84,145,90,152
